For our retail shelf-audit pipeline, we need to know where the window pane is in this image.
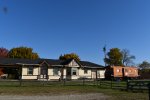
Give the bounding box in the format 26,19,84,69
53,68,59,75
84,69,88,74
72,68,77,75
73,71,76,75
28,67,33,75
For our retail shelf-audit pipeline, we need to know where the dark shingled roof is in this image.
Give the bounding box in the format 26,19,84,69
80,61,104,68
0,58,104,68
43,59,63,65
0,58,39,65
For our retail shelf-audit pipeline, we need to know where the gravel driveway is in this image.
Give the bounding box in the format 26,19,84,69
0,93,110,100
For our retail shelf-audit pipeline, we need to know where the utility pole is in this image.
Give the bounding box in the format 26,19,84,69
1,0,8,14
103,45,107,67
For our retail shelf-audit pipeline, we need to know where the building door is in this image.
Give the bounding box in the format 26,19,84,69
40,66,48,79
66,68,71,80
60,68,64,80
92,70,96,79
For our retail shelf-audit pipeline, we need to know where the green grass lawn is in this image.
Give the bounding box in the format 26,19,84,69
0,80,148,100
0,85,148,100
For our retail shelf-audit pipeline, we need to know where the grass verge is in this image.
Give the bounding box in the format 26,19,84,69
0,85,148,100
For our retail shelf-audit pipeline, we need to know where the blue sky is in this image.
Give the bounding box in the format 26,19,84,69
0,0,150,65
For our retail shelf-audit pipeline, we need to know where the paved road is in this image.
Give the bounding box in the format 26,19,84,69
0,93,110,100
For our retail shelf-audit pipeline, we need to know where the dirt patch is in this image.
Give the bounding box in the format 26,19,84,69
0,93,110,100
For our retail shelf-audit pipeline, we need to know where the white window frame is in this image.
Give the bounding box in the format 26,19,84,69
84,69,88,74
72,68,77,75
27,66,33,75
53,68,59,76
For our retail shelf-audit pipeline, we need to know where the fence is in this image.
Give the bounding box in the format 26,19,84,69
0,79,149,99
0,78,128,88
126,80,150,100
0,79,149,88
0,79,101,87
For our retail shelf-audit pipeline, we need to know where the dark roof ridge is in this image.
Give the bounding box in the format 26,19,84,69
0,58,104,67
80,60,101,65
80,60,104,68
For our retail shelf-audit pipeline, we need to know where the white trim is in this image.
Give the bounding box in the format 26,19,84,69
51,65,63,67
83,66,104,69
16,63,39,66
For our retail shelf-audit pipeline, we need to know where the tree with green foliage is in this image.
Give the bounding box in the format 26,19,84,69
104,48,123,66
0,47,9,58
121,49,135,66
139,61,150,69
59,53,80,61
8,47,39,59
138,61,150,79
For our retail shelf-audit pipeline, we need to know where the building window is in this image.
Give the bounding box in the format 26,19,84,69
72,70,76,75
135,70,136,72
27,67,33,75
84,69,88,74
72,68,77,75
117,69,120,72
53,68,59,75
